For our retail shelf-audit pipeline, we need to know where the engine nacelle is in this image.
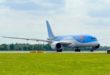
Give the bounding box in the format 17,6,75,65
51,42,62,50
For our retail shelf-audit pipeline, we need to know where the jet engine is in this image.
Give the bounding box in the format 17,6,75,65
51,42,63,52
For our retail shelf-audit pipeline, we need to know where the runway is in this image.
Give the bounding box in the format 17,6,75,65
45,51,107,53
0,51,107,53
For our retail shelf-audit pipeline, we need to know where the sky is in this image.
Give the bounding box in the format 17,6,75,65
0,0,110,46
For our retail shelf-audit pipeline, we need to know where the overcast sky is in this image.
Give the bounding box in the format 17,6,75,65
0,0,110,46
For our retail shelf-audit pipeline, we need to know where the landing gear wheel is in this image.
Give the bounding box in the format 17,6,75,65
57,49,62,52
90,49,94,52
75,48,80,52
90,48,94,52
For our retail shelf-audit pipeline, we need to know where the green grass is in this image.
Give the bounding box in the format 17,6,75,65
0,53,110,75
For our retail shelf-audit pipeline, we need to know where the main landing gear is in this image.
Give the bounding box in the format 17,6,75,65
57,49,62,52
91,44,100,52
75,48,81,52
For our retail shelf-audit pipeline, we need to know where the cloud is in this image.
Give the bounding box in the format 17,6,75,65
88,0,110,17
0,0,64,15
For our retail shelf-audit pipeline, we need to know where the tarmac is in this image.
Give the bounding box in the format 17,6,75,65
0,51,107,53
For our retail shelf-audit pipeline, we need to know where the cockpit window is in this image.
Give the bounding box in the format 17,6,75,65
91,37,96,40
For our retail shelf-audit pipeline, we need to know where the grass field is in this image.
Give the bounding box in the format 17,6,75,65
0,53,110,75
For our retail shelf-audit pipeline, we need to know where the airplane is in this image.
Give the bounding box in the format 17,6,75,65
0,21,100,52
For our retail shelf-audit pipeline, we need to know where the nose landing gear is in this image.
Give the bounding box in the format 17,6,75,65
91,44,100,52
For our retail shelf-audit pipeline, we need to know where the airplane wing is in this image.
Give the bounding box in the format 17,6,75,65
0,36,51,42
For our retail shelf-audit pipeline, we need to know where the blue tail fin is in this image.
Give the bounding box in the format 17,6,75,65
46,21,55,39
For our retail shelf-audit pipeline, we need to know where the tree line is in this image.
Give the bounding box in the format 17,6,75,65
0,43,51,51
0,43,109,51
